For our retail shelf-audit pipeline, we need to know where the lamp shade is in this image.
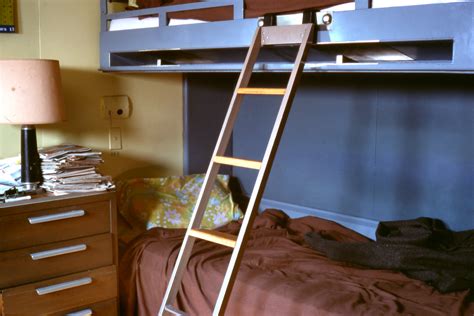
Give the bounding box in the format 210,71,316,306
0,59,65,125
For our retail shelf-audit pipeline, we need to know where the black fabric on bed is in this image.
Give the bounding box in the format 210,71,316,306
305,217,474,293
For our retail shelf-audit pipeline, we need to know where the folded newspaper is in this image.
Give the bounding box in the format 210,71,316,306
39,144,114,194
0,144,114,195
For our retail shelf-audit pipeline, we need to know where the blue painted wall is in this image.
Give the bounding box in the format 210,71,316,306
184,74,473,231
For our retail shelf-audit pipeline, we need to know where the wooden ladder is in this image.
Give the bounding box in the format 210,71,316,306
159,23,314,316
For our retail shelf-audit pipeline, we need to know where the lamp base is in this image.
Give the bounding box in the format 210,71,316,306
21,182,40,191
21,125,42,190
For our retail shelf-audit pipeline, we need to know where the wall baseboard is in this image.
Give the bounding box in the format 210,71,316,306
260,198,378,239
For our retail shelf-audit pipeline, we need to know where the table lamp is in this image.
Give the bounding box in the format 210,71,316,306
0,59,65,190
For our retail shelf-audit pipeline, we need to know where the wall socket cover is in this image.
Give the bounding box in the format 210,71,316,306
100,95,131,119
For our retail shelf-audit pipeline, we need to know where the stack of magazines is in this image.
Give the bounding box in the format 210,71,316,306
40,144,114,194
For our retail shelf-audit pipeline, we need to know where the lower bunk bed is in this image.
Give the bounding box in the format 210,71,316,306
119,208,474,315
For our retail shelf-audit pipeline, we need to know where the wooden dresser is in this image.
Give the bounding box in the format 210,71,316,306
0,191,118,315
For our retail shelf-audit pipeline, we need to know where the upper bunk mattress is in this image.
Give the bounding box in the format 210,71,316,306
135,0,351,20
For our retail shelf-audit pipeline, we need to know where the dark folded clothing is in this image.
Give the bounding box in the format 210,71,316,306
305,217,474,293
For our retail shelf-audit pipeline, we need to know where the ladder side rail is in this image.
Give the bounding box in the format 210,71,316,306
213,24,315,316
159,27,263,316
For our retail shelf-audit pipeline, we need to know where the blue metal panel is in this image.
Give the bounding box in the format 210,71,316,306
314,3,474,72
183,74,235,175
184,74,474,230
234,75,377,217
100,0,107,32
318,3,471,43
372,81,474,228
100,19,260,70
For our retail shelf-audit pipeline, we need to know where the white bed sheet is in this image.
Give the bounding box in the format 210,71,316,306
109,17,205,31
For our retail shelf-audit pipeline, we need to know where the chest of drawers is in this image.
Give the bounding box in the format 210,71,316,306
0,191,118,315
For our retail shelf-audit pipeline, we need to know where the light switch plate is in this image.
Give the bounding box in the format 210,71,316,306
109,127,122,150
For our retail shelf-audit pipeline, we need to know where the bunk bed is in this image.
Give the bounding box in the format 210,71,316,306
101,0,474,314
100,0,474,72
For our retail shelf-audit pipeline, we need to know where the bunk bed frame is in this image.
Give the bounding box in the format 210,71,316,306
100,0,474,73
104,1,474,314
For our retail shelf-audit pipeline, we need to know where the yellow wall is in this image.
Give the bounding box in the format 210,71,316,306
0,0,183,179
0,0,40,159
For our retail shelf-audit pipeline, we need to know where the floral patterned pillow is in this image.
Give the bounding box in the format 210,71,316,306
116,174,243,243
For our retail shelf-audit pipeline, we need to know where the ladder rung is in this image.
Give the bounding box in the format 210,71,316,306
237,88,286,95
214,156,262,170
164,304,187,316
189,229,237,248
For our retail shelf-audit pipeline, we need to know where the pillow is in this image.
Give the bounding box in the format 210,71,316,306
117,174,243,243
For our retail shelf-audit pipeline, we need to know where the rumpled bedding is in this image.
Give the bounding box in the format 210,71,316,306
119,209,474,315
305,217,474,293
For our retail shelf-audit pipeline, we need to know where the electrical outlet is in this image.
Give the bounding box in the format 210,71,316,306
100,95,131,119
109,127,122,150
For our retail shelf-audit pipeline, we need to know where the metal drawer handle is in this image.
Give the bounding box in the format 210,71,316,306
30,244,87,260
28,210,85,224
66,308,93,316
36,277,92,296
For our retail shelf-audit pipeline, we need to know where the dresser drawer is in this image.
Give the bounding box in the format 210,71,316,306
0,234,113,288
0,265,117,316
0,201,110,252
52,298,117,316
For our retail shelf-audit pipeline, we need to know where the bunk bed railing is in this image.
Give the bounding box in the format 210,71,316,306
101,0,245,33
100,1,474,73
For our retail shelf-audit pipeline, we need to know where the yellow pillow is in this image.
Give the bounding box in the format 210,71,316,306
116,174,243,242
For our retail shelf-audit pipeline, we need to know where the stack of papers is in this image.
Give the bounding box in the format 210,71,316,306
39,144,114,194
0,156,21,194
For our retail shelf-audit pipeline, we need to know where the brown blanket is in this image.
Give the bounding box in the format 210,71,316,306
119,209,474,315
136,0,351,20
